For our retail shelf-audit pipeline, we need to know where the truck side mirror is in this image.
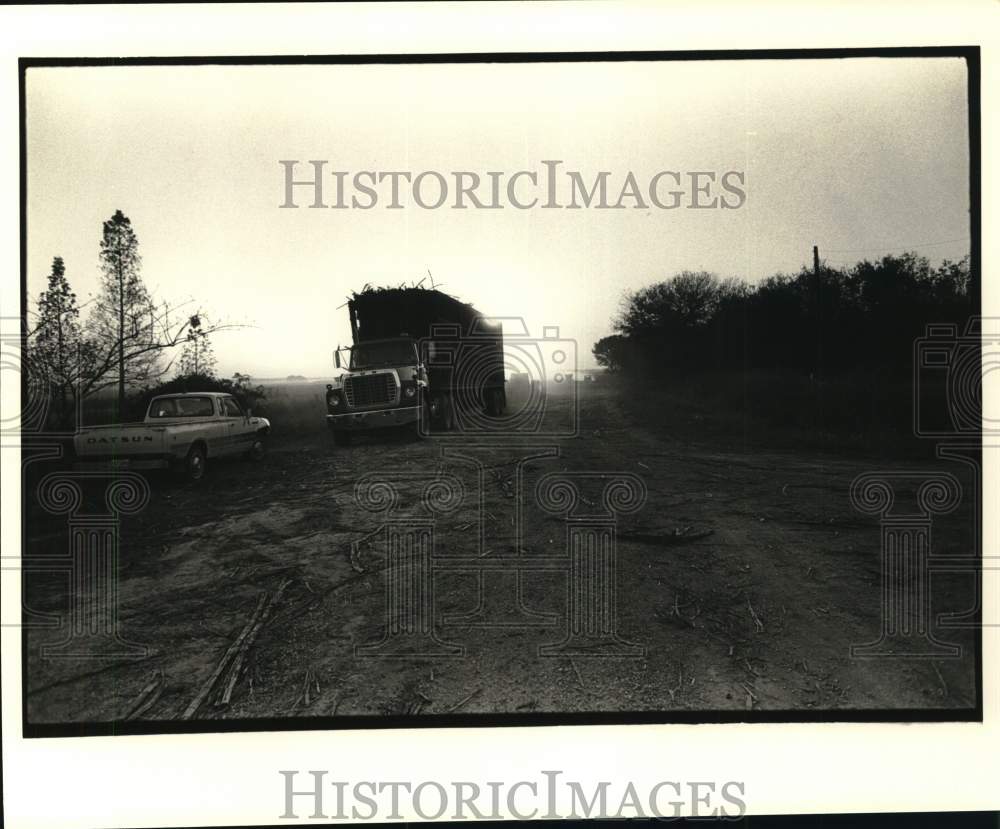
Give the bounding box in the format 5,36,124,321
334,349,341,369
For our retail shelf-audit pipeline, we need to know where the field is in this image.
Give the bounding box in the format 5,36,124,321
22,378,978,726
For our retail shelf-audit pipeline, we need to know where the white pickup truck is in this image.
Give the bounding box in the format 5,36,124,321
73,392,270,481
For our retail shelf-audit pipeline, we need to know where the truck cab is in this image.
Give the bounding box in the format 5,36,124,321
325,336,430,444
325,287,507,445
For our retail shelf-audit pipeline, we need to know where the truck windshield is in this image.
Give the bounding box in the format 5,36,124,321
350,340,417,369
148,396,215,418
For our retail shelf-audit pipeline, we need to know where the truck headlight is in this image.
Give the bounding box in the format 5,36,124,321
327,390,341,410
404,385,417,399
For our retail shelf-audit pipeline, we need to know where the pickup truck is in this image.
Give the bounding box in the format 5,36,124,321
73,392,270,481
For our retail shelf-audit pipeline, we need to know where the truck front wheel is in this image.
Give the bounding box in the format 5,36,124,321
410,398,433,441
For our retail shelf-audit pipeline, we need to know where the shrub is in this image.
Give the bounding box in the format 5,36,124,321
127,372,267,420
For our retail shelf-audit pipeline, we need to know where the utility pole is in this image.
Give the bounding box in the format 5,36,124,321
812,245,822,379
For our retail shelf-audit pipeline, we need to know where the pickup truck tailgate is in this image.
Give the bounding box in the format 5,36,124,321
74,425,167,457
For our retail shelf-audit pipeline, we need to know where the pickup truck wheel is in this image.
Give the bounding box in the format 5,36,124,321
184,445,207,481
247,436,266,461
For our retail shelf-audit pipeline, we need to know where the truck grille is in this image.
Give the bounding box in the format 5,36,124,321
344,372,397,407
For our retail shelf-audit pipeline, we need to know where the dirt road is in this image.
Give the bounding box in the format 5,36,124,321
24,383,978,726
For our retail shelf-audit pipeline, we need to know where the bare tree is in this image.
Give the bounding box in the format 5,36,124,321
85,210,238,419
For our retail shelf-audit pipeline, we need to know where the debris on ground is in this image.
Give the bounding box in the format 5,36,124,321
445,687,481,713
217,578,293,707
747,597,765,633
618,525,714,546
125,670,163,720
182,578,293,719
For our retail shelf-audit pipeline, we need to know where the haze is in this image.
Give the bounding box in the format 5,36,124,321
25,58,970,378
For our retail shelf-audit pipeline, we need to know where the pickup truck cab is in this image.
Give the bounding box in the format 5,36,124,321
73,392,270,481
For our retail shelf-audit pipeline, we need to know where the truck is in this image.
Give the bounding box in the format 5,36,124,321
325,287,506,444
73,392,271,481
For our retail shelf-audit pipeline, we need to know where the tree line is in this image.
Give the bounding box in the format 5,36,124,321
593,252,972,377
29,209,240,428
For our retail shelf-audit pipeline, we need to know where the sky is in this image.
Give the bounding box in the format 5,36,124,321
25,57,971,378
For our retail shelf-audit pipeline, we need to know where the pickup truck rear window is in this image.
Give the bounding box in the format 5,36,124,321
148,396,215,418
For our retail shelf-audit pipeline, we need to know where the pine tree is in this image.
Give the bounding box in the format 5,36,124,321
31,257,91,428
177,325,217,378
89,210,159,419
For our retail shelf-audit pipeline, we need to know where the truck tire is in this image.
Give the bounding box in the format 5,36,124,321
439,394,455,432
485,388,505,417
247,434,266,461
183,443,207,481
410,398,432,441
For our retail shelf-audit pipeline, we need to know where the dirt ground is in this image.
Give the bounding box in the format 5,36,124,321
23,381,978,726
